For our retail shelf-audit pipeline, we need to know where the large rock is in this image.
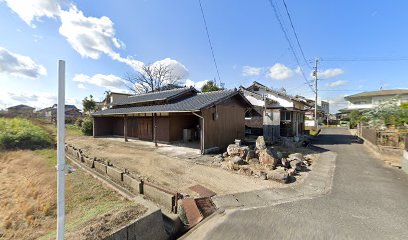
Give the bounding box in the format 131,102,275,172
267,169,289,183
289,159,303,171
221,161,239,171
245,150,256,161
288,153,305,161
281,158,290,168
227,144,241,156
231,156,246,165
248,158,260,165
287,168,296,177
259,149,279,167
256,136,267,150
239,146,250,159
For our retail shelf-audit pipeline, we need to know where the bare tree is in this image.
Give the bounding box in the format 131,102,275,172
124,62,185,94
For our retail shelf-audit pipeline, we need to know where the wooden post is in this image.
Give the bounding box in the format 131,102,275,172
153,113,158,147
124,114,128,142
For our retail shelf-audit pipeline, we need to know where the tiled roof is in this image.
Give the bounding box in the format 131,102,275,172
7,104,35,110
93,89,249,116
113,87,197,106
345,89,408,99
248,81,308,104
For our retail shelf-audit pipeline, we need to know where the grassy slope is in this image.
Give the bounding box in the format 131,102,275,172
0,118,146,240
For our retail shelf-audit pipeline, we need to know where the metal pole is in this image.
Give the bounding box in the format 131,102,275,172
56,60,65,240
314,58,319,129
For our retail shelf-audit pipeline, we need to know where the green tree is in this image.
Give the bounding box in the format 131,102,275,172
349,110,364,129
82,95,96,114
363,99,408,128
201,81,220,92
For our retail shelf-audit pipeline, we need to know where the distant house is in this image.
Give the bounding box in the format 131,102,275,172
102,92,133,110
37,104,81,122
6,104,35,116
340,89,408,114
240,81,309,141
92,87,252,154
299,97,330,126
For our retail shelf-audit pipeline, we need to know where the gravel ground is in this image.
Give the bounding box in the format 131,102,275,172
66,136,295,196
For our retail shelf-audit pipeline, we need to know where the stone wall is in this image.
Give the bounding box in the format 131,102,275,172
402,150,408,174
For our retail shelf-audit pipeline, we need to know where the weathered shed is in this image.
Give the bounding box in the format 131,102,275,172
92,88,252,154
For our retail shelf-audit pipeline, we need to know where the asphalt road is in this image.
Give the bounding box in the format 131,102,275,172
187,128,408,240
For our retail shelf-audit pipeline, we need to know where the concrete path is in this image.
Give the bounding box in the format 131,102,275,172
184,128,408,240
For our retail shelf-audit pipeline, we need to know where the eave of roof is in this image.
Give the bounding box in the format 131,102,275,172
92,89,250,116
112,87,198,106
345,89,408,99
248,81,307,104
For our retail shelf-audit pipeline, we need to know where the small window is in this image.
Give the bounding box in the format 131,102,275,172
280,111,291,121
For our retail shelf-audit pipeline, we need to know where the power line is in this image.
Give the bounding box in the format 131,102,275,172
267,0,315,93
281,0,311,69
198,0,222,85
321,57,408,62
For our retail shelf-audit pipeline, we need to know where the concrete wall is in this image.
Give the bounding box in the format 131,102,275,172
402,150,408,174
143,183,176,212
105,209,167,240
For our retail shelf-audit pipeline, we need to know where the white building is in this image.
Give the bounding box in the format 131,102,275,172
342,89,408,112
240,81,309,141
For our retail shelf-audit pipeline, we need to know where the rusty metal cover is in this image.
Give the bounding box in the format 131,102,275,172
195,197,216,218
182,198,203,227
189,184,216,198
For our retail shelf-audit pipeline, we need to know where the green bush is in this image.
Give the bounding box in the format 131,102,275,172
81,117,93,136
0,118,53,150
75,118,83,127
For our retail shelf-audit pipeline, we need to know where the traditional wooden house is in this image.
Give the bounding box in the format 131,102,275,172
240,81,309,141
92,87,252,154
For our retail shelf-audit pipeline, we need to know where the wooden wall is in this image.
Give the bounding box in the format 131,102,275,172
94,116,123,136
169,114,199,142
201,97,246,150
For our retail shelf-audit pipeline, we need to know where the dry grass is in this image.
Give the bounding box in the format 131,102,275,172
0,150,146,240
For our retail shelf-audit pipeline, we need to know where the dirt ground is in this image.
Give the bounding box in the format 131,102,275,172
66,136,315,196
0,150,146,240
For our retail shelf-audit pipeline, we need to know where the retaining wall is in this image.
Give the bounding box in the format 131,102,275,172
105,209,168,240
402,150,408,174
65,144,178,212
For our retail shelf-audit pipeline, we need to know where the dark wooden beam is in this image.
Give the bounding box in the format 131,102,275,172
153,113,158,147
124,114,128,142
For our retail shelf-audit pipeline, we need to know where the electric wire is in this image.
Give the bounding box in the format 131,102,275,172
267,0,315,93
198,0,222,85
281,0,311,69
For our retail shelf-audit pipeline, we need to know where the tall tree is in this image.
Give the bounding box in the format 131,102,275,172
82,95,97,114
123,62,185,94
201,81,220,92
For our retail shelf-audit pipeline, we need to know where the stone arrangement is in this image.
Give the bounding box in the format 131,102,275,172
213,136,313,183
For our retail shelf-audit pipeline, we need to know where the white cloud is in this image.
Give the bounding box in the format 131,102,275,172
315,68,344,79
0,90,67,110
184,79,209,90
73,73,125,89
267,63,294,80
151,58,189,80
242,66,262,76
327,80,347,88
59,5,124,59
0,46,47,79
4,0,61,27
77,83,86,89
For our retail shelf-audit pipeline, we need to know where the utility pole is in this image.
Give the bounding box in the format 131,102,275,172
56,60,65,240
314,58,319,129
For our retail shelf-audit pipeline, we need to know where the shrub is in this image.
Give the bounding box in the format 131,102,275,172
81,117,93,136
75,118,83,127
0,118,53,150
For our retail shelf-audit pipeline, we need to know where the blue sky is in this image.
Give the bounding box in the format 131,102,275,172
0,0,407,112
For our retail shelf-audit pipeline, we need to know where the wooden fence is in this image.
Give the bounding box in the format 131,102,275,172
359,124,407,149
